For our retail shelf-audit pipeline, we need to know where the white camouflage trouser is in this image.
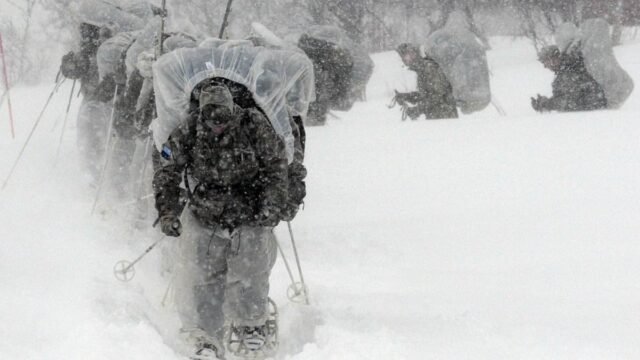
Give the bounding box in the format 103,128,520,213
76,99,111,184
173,211,278,343
126,137,155,222
76,98,138,201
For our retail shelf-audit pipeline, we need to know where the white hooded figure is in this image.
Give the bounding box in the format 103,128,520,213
423,11,491,114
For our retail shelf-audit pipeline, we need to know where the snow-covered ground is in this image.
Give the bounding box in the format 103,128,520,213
1,37,640,359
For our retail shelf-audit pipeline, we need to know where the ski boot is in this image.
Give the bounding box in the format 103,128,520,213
182,328,225,360
226,299,278,359
192,343,223,360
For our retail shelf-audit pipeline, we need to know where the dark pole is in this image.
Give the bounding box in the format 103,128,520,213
0,33,15,139
218,0,235,38
157,0,167,57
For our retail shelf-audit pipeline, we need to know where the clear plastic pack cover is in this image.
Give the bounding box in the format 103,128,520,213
253,23,373,94
97,32,138,81
125,18,162,76
121,1,158,19
303,25,374,90
199,38,255,50
151,44,315,162
424,11,491,114
72,0,146,33
579,19,634,108
555,22,580,53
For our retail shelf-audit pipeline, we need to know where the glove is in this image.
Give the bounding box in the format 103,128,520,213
279,202,298,222
256,206,280,227
60,52,79,78
151,5,168,17
531,95,549,112
394,91,409,106
160,214,182,237
405,106,421,120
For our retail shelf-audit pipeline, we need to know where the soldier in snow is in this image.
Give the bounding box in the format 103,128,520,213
531,45,607,113
154,80,304,359
393,43,458,120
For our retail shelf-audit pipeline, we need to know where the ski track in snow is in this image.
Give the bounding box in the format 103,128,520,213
1,37,640,359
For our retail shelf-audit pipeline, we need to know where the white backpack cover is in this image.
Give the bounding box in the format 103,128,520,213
424,11,491,114
97,32,138,81
580,18,634,108
72,0,146,33
151,45,315,163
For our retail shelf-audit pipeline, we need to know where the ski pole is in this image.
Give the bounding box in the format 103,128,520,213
156,0,167,57
91,84,119,215
218,0,234,38
0,89,7,110
287,221,310,304
274,236,298,289
113,235,167,282
491,96,507,116
99,193,154,214
0,33,15,138
2,77,65,190
55,79,77,162
275,235,309,304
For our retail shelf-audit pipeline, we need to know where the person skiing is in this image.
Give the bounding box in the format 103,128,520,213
60,22,113,100
60,22,117,185
393,43,458,120
531,45,607,113
120,34,197,224
153,80,296,359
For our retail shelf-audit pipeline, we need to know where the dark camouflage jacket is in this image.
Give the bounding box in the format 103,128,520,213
153,107,290,230
403,58,458,119
60,24,114,102
538,52,607,112
114,69,156,139
399,57,458,120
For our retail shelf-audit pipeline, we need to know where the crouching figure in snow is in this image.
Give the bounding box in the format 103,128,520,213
531,45,607,113
393,43,459,120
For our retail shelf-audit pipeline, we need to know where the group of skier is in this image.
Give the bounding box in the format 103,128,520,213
59,2,313,359
57,2,632,359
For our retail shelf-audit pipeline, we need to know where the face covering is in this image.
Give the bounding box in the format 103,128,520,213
201,104,235,135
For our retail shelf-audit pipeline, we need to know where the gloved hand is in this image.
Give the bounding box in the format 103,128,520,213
256,206,280,227
279,203,299,222
151,5,168,17
60,52,79,78
531,95,550,112
405,106,421,120
394,91,409,106
160,214,182,237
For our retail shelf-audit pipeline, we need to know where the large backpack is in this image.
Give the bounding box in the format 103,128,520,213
580,19,634,109
152,45,314,163
423,11,491,114
555,19,634,109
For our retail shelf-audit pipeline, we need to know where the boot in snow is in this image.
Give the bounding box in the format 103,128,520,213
182,328,225,360
226,299,278,359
